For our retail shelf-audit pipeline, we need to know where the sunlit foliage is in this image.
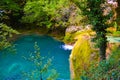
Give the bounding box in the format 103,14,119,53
22,0,71,28
0,23,19,50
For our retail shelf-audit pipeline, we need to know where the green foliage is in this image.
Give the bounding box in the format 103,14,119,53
114,22,118,30
64,33,75,44
22,0,71,28
112,21,120,31
22,42,58,80
64,29,94,44
0,0,20,11
0,0,21,21
81,46,120,80
0,23,19,51
71,0,116,60
0,0,26,28
113,31,120,37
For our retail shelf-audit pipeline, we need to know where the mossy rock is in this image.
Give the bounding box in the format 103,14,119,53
64,29,95,44
69,35,98,80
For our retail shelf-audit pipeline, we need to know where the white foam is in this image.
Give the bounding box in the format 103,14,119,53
62,44,73,50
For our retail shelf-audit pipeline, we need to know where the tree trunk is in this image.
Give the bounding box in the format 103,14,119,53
116,0,120,25
99,35,107,61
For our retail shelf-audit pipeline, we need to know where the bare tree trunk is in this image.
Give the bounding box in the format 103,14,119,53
99,34,107,61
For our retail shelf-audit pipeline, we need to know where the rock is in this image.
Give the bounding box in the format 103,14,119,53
66,26,82,33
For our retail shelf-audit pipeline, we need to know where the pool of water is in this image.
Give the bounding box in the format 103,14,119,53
0,35,71,80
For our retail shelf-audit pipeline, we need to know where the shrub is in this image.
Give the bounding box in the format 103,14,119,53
81,46,120,80
22,42,58,80
113,31,120,37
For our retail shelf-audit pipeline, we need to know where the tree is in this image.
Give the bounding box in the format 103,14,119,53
22,0,71,28
71,0,118,61
22,42,58,80
0,23,19,51
0,0,26,27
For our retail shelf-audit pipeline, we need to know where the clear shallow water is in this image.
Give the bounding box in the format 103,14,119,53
107,36,120,43
0,35,71,80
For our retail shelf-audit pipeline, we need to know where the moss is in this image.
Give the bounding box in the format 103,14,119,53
69,29,98,79
70,37,92,80
63,33,76,44
64,29,95,44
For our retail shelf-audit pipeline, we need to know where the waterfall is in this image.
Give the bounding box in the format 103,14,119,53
61,44,73,50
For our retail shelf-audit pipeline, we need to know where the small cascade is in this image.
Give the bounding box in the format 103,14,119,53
61,44,73,50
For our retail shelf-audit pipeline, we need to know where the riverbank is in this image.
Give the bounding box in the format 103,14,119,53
9,27,66,44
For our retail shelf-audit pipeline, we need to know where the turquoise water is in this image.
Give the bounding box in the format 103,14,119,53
0,35,71,80
107,36,120,43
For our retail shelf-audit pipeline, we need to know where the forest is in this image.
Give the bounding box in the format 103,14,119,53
0,0,120,80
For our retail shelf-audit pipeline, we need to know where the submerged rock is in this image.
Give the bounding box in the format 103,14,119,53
8,63,23,74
